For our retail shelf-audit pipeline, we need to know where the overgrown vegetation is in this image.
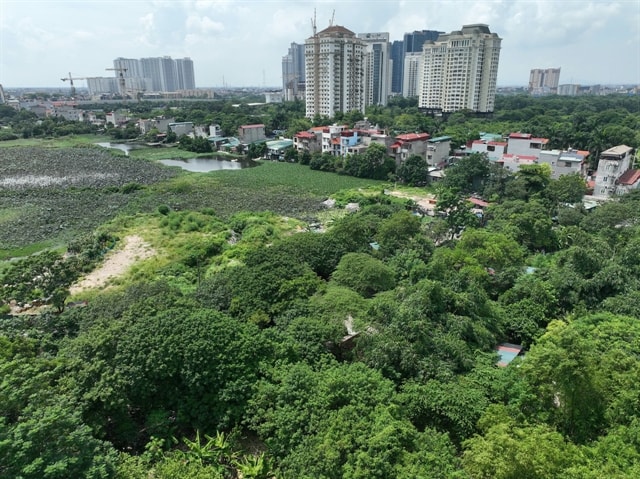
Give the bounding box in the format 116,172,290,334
1,94,640,478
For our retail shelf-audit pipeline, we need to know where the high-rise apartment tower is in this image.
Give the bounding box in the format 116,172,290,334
305,25,366,118
418,24,501,113
358,32,391,107
282,42,306,101
529,68,561,95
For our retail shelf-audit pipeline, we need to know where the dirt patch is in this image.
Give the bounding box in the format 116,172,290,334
69,235,155,294
386,189,438,214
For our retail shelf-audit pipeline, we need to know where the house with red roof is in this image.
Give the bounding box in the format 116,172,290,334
616,168,640,195
390,132,430,165
293,130,321,154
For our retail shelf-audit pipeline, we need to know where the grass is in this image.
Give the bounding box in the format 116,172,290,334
0,142,388,258
207,161,387,196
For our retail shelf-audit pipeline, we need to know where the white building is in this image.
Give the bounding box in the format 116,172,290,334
358,32,391,107
529,68,561,95
402,52,422,98
426,136,452,166
305,25,366,118
471,139,508,161
538,149,589,179
418,24,501,113
506,133,549,158
594,145,635,198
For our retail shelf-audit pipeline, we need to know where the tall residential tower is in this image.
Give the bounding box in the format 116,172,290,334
305,25,366,118
418,24,501,114
529,68,561,95
358,32,391,106
282,42,306,101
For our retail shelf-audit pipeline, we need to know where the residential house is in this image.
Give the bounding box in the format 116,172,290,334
265,139,294,160
168,122,194,137
615,168,640,195
294,130,322,154
498,153,538,172
593,145,635,198
390,133,430,165
426,136,452,167
538,149,589,179
238,124,266,144
470,139,508,161
506,133,549,158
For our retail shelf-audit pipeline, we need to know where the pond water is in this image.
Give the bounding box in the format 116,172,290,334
95,142,139,155
158,157,258,172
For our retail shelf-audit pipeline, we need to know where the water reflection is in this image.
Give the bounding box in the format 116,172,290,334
159,157,257,172
95,142,138,155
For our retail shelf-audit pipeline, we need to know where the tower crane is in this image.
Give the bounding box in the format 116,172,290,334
105,67,128,99
61,72,88,98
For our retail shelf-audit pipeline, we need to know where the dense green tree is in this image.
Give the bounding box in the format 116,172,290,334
331,252,396,298
396,154,429,186
442,153,490,194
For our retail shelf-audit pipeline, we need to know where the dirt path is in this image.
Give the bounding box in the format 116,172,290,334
69,235,155,294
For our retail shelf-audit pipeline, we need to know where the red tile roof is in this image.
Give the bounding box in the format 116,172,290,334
395,133,429,142
617,169,640,185
509,133,532,139
295,131,315,139
468,197,490,207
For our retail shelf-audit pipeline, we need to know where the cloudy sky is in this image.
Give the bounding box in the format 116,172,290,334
1,0,638,89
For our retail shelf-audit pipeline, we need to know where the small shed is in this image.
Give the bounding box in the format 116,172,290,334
496,343,523,367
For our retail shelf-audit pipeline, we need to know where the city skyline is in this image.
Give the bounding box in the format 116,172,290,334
1,0,639,89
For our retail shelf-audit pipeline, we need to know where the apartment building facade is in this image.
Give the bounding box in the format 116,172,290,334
418,24,501,113
305,25,366,118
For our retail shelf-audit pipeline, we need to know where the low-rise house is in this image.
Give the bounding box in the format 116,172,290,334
538,148,589,179
427,136,452,166
470,139,508,161
593,145,635,198
616,169,640,195
294,130,321,154
169,122,194,137
265,139,294,160
390,133,430,165
507,132,549,158
498,153,538,172
238,124,266,144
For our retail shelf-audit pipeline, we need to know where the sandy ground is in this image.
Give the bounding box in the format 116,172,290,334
386,189,437,213
69,235,155,294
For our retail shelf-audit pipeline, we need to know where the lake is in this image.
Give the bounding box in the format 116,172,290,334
159,157,258,172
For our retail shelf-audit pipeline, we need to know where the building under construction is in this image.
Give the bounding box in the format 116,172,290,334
304,23,366,118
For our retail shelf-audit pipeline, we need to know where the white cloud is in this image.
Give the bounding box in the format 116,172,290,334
0,0,638,87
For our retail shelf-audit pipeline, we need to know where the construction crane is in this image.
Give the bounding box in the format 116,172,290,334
105,67,128,100
61,72,88,98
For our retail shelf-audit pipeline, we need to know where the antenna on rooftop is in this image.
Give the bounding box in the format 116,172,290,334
311,8,317,36
329,9,335,27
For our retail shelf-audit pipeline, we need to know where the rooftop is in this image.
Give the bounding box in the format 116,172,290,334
396,133,430,142
602,145,633,156
617,169,640,185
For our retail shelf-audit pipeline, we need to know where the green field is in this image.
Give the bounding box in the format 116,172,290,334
0,145,387,258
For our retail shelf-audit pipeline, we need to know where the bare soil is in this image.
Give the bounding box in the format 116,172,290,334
69,235,155,294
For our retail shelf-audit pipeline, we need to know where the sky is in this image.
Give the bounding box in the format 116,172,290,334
1,0,639,89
